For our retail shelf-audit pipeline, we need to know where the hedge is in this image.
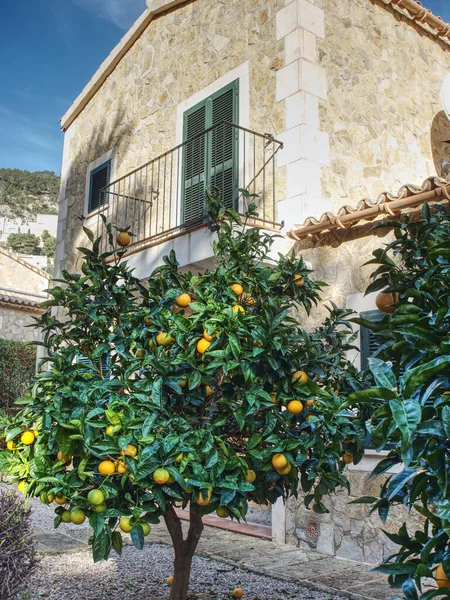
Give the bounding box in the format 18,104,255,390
0,339,36,412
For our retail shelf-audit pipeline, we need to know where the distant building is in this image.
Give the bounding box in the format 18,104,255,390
0,247,48,342
0,213,58,244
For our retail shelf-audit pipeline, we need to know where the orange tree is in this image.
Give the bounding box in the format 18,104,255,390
0,193,364,600
348,203,450,599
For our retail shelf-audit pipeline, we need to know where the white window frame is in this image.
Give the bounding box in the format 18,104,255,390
84,148,117,226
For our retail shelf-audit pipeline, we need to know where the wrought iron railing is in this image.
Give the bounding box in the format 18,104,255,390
93,121,283,254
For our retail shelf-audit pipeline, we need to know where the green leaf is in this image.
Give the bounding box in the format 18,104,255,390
111,531,123,556
436,500,450,521
341,387,397,408
368,358,396,390
228,333,241,360
389,398,421,445
373,562,416,575
442,406,450,439
130,525,145,550
401,356,450,397
92,531,109,563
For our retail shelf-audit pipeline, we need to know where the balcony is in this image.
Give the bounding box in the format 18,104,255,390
93,122,283,273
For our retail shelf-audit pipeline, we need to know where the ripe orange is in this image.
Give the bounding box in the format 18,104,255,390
231,283,244,296
287,400,303,414
116,231,131,247
57,451,72,464
292,370,308,384
98,460,116,476
232,588,244,599
293,274,304,287
245,469,256,483
167,576,174,586
435,564,450,589
196,488,212,506
88,489,105,505
54,492,66,505
305,399,314,407
119,517,133,533
375,292,398,314
121,444,138,458
153,468,170,485
342,452,354,464
277,463,292,475
216,506,230,518
20,431,35,446
6,440,16,451
271,453,288,471
176,293,192,308
203,329,216,342
205,385,213,397
116,461,128,474
232,305,245,314
197,338,211,354
144,317,152,326
70,509,86,525
156,332,174,347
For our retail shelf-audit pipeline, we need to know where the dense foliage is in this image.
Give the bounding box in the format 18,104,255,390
0,169,59,218
6,233,41,255
0,194,365,599
0,488,38,600
0,340,36,413
349,203,450,599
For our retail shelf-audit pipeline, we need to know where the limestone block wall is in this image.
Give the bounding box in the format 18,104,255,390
0,251,48,296
319,0,450,211
0,306,42,342
57,0,287,276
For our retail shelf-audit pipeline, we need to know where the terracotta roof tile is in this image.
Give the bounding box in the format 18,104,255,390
0,288,48,310
288,176,450,240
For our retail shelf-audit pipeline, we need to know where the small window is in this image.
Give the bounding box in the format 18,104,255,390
88,161,111,213
360,309,384,370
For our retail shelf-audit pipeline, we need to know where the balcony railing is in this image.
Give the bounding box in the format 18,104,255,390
93,121,283,254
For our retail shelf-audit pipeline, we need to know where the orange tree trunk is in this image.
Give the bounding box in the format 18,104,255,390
163,504,204,600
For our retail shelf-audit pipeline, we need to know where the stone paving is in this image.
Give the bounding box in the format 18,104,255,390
34,518,395,600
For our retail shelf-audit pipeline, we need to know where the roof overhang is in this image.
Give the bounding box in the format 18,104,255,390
288,176,450,240
60,0,194,132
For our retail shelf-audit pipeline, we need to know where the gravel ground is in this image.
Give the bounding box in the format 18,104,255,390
28,543,341,600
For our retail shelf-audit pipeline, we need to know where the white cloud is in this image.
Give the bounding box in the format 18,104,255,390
73,0,146,30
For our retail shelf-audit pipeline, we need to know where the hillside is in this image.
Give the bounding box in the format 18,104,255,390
0,168,60,218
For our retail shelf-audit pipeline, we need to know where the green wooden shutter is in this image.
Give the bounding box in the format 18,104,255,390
89,160,111,213
182,105,207,224
360,310,384,370
182,80,238,225
210,83,239,209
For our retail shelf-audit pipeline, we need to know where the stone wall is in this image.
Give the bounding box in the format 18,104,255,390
0,305,42,342
57,0,286,275
0,250,48,295
319,0,450,211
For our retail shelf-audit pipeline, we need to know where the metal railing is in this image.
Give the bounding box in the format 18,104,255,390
94,121,283,253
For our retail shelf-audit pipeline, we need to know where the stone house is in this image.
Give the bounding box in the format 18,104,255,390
0,248,48,342
56,0,450,563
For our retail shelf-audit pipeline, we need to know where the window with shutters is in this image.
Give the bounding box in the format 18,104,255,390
88,160,111,214
182,80,239,226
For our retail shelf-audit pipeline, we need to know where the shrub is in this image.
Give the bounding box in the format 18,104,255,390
0,488,38,600
349,203,450,598
0,340,36,413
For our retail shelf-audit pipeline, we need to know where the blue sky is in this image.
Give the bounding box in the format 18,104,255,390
0,0,449,176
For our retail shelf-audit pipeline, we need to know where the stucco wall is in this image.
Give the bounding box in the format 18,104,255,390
59,0,286,274
0,251,48,296
319,0,450,210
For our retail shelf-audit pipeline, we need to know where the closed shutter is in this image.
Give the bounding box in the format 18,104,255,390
183,105,207,224
182,80,238,225
89,161,111,213
210,86,238,209
360,310,384,370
